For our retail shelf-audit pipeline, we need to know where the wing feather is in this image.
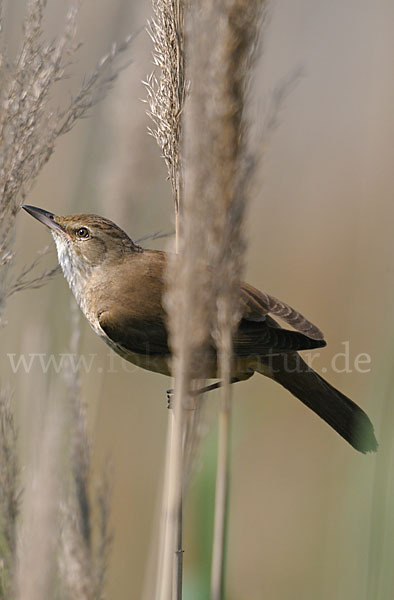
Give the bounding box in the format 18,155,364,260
233,318,326,357
240,282,324,340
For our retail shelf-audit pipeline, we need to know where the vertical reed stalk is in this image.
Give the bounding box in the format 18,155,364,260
145,1,186,597
211,335,232,600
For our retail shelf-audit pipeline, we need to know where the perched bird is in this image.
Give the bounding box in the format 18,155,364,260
23,205,377,453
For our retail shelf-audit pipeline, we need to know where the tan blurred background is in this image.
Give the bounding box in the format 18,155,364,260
2,1,394,598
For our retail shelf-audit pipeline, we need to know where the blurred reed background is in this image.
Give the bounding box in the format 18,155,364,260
1,1,394,599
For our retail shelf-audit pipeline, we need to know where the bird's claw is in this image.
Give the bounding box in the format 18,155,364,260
166,388,174,409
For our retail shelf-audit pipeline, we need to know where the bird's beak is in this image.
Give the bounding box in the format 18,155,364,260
22,205,65,233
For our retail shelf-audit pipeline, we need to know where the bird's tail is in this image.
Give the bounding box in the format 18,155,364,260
257,354,378,453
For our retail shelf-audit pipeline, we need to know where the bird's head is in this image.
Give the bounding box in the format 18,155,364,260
23,205,140,289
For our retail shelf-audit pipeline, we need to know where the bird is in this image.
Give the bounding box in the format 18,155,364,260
22,204,378,453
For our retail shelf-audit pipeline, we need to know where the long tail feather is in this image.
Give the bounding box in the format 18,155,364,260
257,354,378,453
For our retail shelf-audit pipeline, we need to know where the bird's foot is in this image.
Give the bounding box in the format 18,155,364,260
166,388,174,409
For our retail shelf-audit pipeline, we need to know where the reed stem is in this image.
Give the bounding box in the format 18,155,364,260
211,384,232,600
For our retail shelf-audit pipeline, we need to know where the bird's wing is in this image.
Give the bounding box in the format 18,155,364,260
240,282,324,340
98,309,170,356
97,250,324,357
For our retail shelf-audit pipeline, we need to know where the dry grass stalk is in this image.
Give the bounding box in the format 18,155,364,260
0,387,19,598
15,402,64,600
0,3,129,595
60,483,112,600
0,0,133,325
6,248,59,299
60,303,112,600
145,2,187,598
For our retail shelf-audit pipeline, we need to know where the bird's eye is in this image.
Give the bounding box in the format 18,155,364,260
76,227,90,239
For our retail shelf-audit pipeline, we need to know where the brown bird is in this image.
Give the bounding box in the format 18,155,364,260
22,205,377,453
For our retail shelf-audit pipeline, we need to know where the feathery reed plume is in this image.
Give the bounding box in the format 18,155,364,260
0,387,19,599
60,479,112,600
144,0,185,222
188,4,266,598
60,303,112,600
0,0,133,324
67,304,92,546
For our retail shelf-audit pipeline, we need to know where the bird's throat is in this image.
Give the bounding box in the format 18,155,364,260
52,232,93,314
